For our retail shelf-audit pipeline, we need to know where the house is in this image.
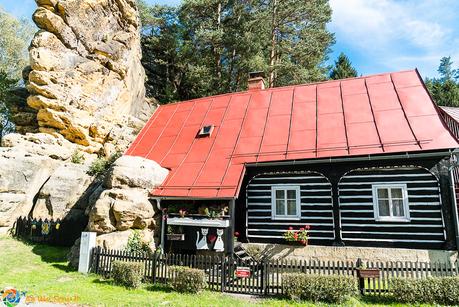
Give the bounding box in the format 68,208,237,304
126,69,459,256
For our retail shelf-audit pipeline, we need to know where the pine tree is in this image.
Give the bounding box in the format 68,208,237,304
329,52,358,80
140,0,334,103
425,56,459,107
253,0,334,87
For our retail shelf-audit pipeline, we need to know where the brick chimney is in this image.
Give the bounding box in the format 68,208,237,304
248,71,265,90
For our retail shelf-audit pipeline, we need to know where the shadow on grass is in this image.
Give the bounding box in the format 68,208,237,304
145,284,174,293
31,244,69,263
92,278,113,285
360,295,398,305
52,263,76,273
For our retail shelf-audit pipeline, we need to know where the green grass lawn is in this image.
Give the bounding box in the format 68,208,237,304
0,235,418,306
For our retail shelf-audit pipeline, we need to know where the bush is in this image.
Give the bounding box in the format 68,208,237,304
125,230,152,254
170,266,207,293
88,157,108,176
87,151,122,176
111,260,143,288
70,150,85,164
391,276,459,305
283,273,358,303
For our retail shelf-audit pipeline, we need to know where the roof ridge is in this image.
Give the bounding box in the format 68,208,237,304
158,69,419,107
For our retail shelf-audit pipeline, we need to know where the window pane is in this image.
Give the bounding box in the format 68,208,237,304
275,190,285,200
378,199,390,216
287,200,296,216
377,188,389,198
392,199,405,217
276,200,285,215
287,189,296,200
391,188,403,199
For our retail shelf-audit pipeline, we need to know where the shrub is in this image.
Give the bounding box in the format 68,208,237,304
391,276,459,305
283,273,358,303
111,260,143,288
87,152,122,176
70,150,85,164
170,266,207,293
125,230,152,254
88,157,108,176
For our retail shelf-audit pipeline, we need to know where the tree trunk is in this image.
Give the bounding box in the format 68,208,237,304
215,2,222,82
269,0,278,88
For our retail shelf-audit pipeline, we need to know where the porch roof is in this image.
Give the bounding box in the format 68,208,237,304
126,69,458,199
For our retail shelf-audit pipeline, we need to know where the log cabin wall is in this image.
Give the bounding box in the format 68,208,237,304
338,166,445,249
246,171,335,245
236,155,457,250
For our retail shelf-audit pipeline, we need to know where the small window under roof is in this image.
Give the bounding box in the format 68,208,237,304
198,125,214,137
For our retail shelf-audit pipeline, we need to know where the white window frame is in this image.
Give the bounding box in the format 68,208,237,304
271,185,301,220
372,184,410,222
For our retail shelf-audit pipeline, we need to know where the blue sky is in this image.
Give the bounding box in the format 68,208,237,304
2,0,458,78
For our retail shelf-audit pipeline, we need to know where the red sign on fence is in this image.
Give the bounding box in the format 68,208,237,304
235,267,251,278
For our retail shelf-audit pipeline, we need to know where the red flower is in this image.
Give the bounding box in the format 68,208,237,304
299,228,305,231
208,234,217,242
305,225,310,230
234,232,240,237
288,226,293,230
293,233,298,239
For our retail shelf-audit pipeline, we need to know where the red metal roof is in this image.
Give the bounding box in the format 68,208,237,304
126,69,458,198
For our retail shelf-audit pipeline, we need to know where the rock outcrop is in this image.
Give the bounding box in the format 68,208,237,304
68,156,167,268
87,155,168,234
0,133,95,227
27,0,153,150
0,0,167,266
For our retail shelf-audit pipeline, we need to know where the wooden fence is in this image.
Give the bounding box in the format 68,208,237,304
91,247,459,296
14,216,87,247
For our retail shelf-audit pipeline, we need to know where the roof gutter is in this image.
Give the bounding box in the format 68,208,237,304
245,149,457,168
150,196,236,201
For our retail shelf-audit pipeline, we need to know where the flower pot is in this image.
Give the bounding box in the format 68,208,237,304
357,268,380,278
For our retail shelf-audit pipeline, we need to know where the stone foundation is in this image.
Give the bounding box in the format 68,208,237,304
242,243,458,264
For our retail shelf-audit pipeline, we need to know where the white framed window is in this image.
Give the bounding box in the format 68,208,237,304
271,186,301,220
372,184,410,222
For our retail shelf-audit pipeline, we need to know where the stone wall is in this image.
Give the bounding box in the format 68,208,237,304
242,243,458,265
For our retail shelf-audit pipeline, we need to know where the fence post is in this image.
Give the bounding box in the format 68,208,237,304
78,232,97,274
221,256,226,292
356,258,365,295
94,247,101,274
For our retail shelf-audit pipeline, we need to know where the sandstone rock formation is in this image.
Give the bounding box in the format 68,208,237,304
68,156,167,268
1,0,168,267
0,133,95,227
87,155,168,234
27,0,153,150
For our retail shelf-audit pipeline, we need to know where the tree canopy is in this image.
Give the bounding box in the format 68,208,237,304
329,52,358,80
425,56,459,107
0,7,35,141
139,0,334,104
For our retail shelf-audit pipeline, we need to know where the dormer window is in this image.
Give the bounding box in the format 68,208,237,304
198,125,214,137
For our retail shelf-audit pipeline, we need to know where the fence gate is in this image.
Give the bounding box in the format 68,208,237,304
222,258,266,295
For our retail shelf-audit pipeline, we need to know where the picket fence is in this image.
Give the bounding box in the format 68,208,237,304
90,247,459,296
14,216,87,246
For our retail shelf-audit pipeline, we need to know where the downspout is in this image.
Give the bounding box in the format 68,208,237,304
448,166,459,251
154,198,165,254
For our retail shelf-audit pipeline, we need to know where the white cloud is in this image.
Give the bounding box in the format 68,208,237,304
329,0,459,77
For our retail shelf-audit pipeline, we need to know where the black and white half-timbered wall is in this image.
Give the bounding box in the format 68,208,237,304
235,151,459,251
